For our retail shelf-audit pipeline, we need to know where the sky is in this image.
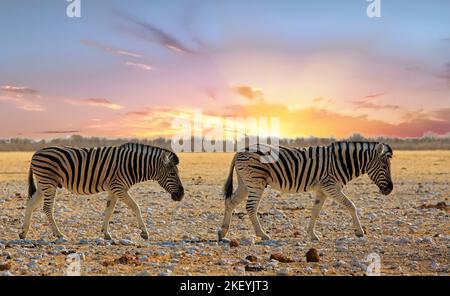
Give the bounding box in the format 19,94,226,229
0,0,449,139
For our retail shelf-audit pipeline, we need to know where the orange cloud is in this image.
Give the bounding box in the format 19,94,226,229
232,85,264,101
65,98,124,110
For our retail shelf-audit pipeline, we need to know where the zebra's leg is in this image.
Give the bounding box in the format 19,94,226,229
307,190,327,241
42,186,65,239
330,189,365,237
218,175,248,241
117,191,149,240
101,192,118,240
19,188,44,239
246,188,271,240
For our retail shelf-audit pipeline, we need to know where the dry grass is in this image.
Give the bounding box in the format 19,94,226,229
0,151,449,276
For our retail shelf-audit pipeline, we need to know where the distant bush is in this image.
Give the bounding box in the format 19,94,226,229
0,133,449,151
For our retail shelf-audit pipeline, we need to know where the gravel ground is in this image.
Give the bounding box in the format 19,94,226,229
0,151,448,276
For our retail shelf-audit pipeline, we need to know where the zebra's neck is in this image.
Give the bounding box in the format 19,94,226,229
119,143,158,185
330,141,377,184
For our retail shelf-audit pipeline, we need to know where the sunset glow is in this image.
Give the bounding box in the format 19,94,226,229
0,1,449,139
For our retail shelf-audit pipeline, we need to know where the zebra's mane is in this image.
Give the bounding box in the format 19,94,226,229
330,141,393,157
119,142,179,165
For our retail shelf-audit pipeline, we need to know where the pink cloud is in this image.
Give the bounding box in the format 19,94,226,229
65,98,124,110
117,12,198,55
0,85,44,112
124,61,153,71
1,85,39,95
81,39,144,59
0,95,44,112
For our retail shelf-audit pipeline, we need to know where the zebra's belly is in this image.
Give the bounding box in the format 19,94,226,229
269,181,320,194
62,182,107,195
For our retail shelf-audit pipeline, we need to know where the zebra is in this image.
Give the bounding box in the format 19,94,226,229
218,141,393,241
19,142,184,240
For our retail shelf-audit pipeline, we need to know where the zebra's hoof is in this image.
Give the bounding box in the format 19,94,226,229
309,232,320,241
54,237,68,244
19,232,26,240
140,231,149,240
217,230,226,241
355,230,365,238
104,233,113,241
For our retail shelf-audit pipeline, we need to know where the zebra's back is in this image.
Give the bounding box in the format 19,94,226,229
31,145,119,195
235,144,330,193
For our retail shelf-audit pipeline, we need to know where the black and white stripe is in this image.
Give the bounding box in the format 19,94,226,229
219,141,393,241
20,143,184,240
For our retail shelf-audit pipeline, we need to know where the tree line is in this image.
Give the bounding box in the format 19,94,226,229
0,133,449,151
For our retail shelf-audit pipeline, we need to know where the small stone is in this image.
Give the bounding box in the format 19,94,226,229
0,271,13,276
27,261,38,269
235,266,246,275
79,239,89,245
95,238,106,245
245,255,258,263
265,259,279,270
158,269,172,276
333,260,346,268
217,259,229,265
304,266,313,273
431,262,439,271
240,238,254,246
0,262,11,271
270,253,294,263
417,237,433,244
136,270,150,276
186,247,197,255
276,268,289,276
229,239,240,248
305,248,320,263
398,237,411,244
336,245,348,252
245,264,265,272
383,236,394,243
367,213,377,221
119,239,134,246
259,240,279,246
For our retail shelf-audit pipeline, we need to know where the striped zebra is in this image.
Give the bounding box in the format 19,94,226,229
218,141,393,241
19,143,184,240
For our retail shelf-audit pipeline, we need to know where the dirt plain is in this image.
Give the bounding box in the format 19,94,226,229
0,151,448,276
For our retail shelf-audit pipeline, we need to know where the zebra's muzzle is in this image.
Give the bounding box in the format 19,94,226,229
171,187,184,201
380,182,393,195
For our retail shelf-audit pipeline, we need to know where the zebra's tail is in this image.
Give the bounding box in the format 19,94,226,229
223,154,237,199
28,166,36,199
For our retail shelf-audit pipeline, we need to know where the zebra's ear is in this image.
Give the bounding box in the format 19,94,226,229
162,151,171,165
375,143,384,155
